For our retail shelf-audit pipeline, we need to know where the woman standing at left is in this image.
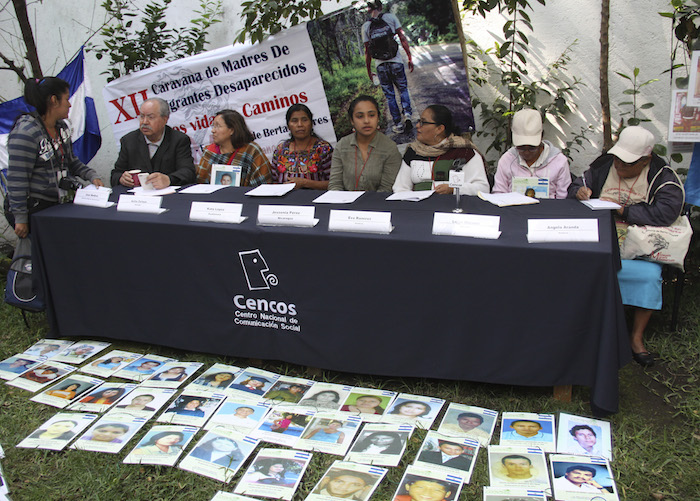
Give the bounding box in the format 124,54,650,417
7,77,103,237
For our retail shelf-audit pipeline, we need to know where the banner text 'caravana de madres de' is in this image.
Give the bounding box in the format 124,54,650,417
102,25,336,158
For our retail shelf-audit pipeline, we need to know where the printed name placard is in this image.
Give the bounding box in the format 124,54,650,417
432,213,501,239
448,170,465,189
117,194,166,214
527,219,599,243
190,202,245,224
74,187,114,208
257,205,317,227
328,210,392,234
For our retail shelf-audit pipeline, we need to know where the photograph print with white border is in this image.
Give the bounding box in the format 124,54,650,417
482,486,547,501
296,413,362,456
550,454,619,501
0,354,43,381
123,424,198,466
179,428,259,483
112,354,174,381
437,403,497,446
345,423,413,467
390,465,464,501
157,390,225,427
557,413,612,460
234,448,312,501
51,341,111,364
17,412,98,451
382,393,444,428
499,412,556,452
30,374,103,408
68,382,136,413
306,460,387,501
142,361,203,388
7,361,76,392
205,397,271,433
112,387,177,418
79,349,143,378
72,413,147,453
487,445,550,488
413,431,479,483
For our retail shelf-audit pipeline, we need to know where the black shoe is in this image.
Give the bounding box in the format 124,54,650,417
632,351,655,367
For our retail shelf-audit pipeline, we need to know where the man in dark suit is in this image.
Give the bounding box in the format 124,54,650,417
417,440,473,472
110,97,195,188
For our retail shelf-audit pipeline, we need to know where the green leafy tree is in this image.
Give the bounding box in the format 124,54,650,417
90,0,222,81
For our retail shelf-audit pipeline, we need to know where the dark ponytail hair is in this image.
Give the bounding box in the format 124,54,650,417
425,104,459,137
24,77,70,116
347,95,379,120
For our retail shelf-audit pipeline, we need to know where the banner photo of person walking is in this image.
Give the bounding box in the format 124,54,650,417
307,0,475,144
102,25,336,160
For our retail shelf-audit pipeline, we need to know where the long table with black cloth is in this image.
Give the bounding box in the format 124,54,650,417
32,187,630,415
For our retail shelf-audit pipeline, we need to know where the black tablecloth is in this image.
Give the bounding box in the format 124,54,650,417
32,188,630,414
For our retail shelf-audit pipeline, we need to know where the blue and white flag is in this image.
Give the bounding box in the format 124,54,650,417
0,46,101,173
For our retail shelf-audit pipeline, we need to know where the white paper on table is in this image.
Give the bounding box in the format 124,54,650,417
244,184,294,197
179,184,228,194
478,191,540,207
580,199,622,210
117,194,167,214
527,218,599,243
432,212,501,239
386,190,434,202
74,186,114,208
328,209,392,234
128,186,178,196
189,202,246,224
257,205,318,227
313,190,365,204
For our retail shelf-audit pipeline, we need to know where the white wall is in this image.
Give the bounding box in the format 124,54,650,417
0,0,683,182
461,0,681,173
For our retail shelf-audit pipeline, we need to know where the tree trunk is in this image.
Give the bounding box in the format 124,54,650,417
600,0,611,150
12,0,42,79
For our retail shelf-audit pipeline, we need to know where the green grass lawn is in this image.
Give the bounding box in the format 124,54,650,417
0,263,698,500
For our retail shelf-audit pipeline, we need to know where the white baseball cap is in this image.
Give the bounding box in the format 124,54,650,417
608,126,654,163
511,109,543,147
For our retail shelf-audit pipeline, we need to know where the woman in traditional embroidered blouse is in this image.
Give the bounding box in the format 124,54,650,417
329,95,401,192
195,109,272,186
271,104,333,189
392,104,489,195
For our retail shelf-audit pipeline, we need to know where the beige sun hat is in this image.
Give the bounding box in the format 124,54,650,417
608,126,654,163
511,109,543,147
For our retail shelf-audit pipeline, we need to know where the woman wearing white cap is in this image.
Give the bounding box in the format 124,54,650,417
493,108,571,198
569,126,685,367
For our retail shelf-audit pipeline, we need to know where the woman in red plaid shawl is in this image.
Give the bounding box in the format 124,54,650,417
196,109,272,186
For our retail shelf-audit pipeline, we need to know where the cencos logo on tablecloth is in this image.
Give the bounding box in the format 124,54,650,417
233,249,301,332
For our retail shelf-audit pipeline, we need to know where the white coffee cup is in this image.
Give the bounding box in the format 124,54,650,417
137,173,154,190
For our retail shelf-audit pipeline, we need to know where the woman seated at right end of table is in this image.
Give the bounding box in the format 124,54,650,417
568,126,684,367
493,108,571,198
392,104,489,194
271,104,333,189
195,109,272,186
328,95,401,192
